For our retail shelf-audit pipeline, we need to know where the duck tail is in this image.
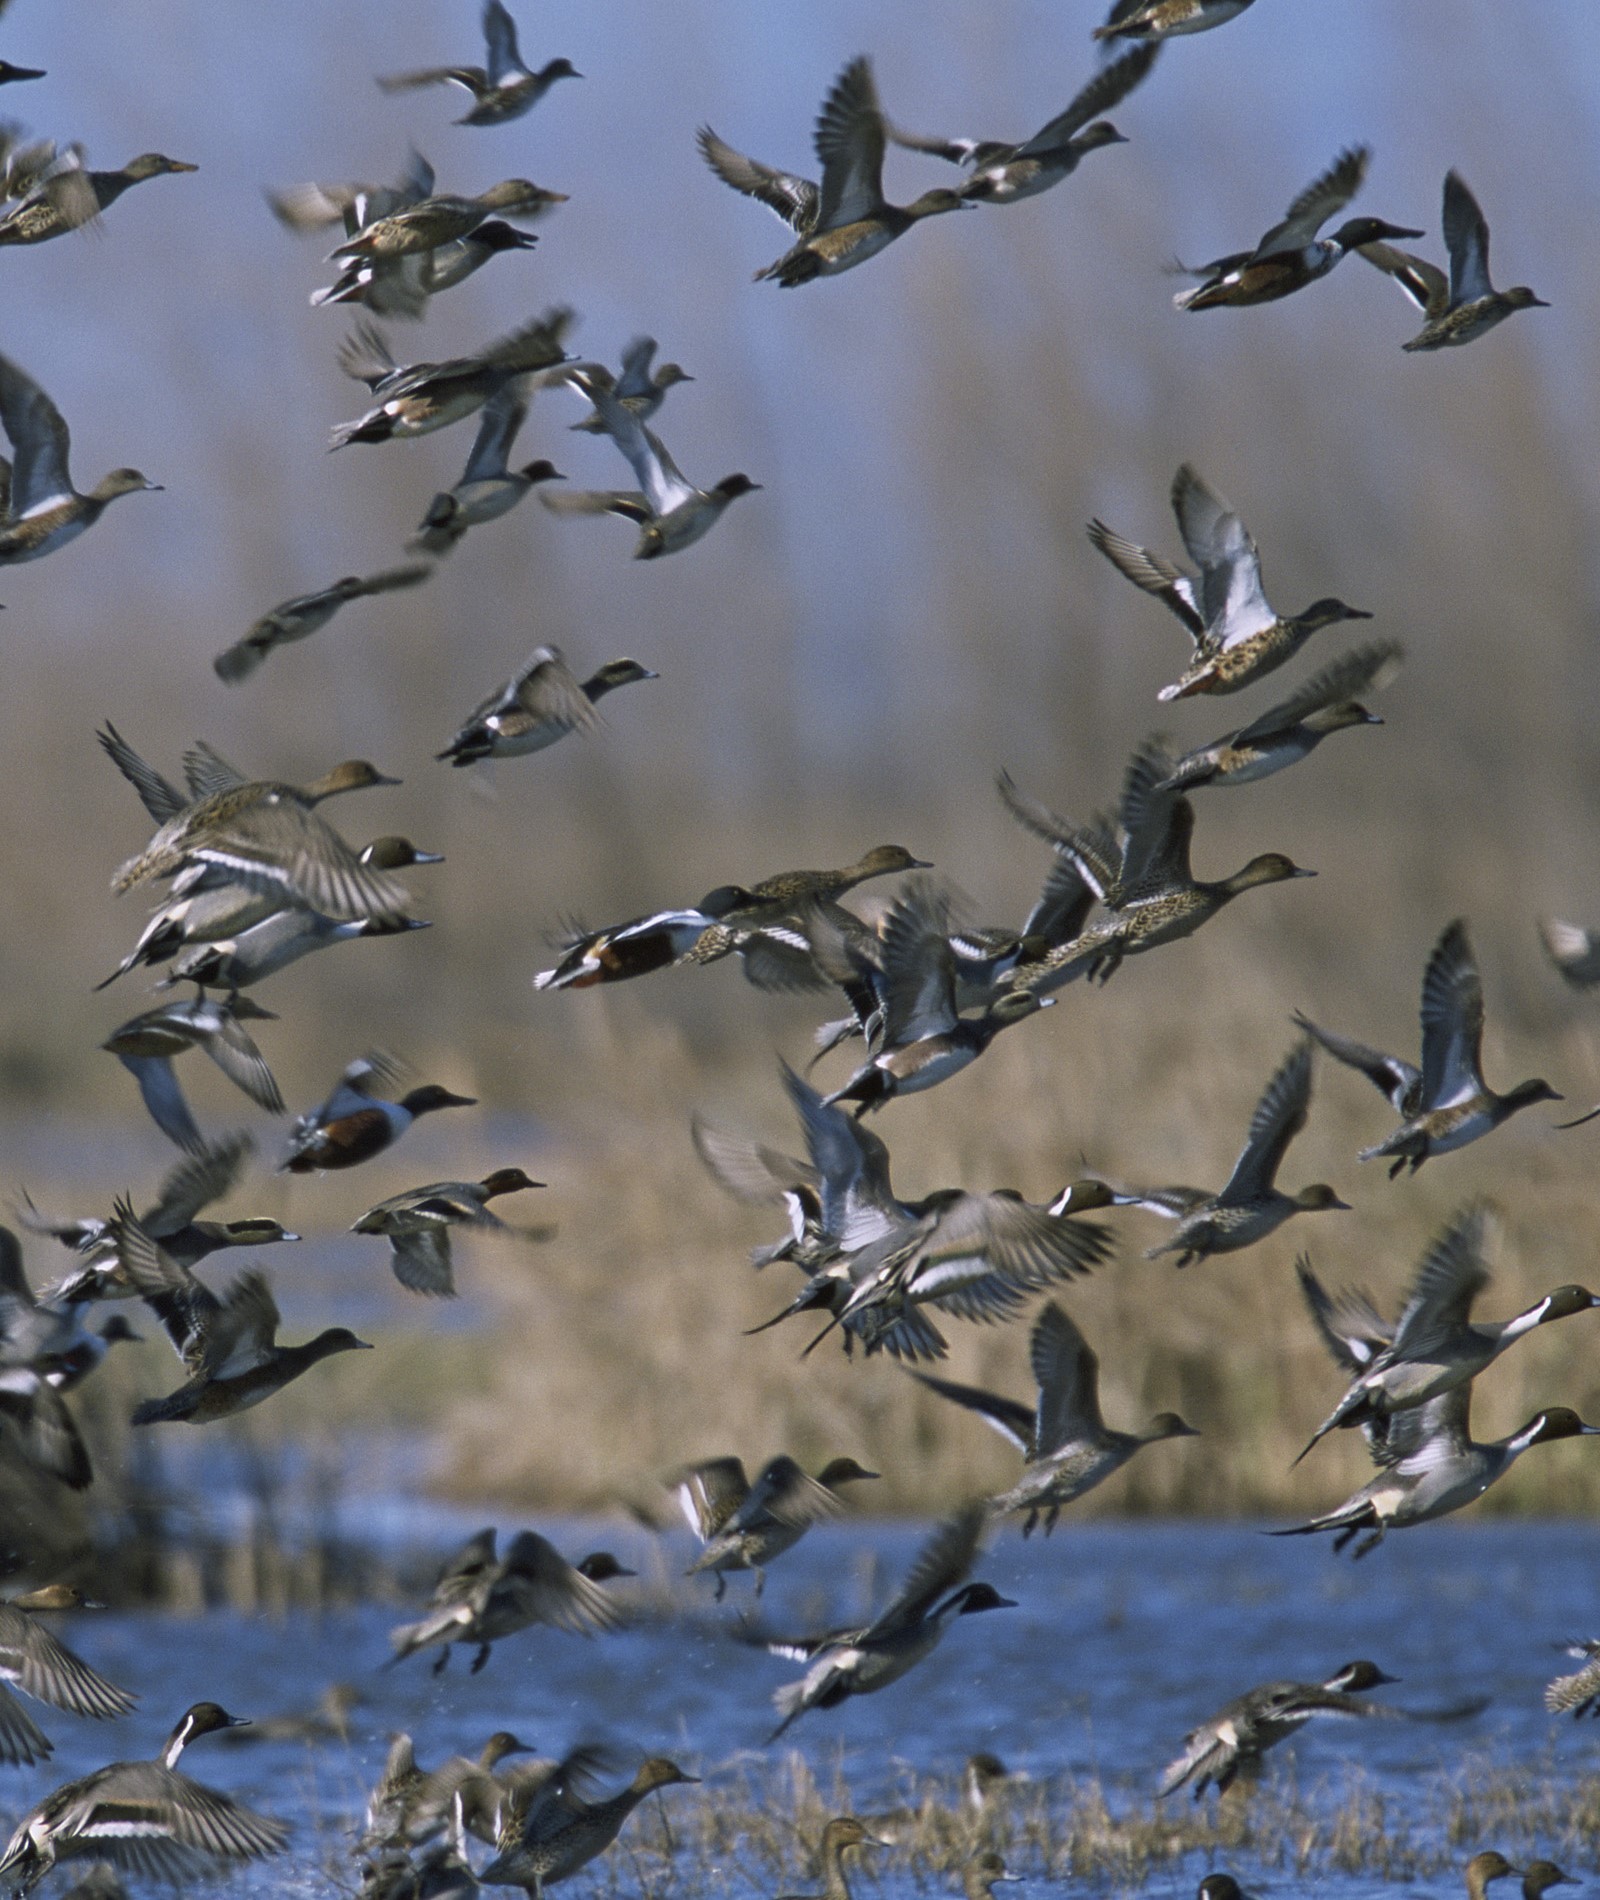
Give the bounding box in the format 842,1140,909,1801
130,1388,197,1426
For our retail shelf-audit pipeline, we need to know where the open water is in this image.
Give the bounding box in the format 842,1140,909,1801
5,1516,1597,1900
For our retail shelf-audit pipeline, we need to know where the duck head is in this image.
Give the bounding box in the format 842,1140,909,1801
1143,1412,1200,1442
821,1817,886,1856
305,1328,375,1364
399,1084,478,1117
1331,216,1425,251
1305,701,1383,733
1077,120,1130,151
163,1700,251,1765
536,58,582,84
633,1757,699,1793
945,1581,1017,1617
1518,1408,1600,1448
1536,1284,1600,1323
480,1167,544,1198
1326,1659,1399,1691
1293,1184,1350,1213
656,363,694,389
1501,285,1550,312
360,835,443,867
817,1456,879,1490
574,1551,635,1581
712,472,763,501
1227,852,1316,892
93,468,163,501
906,187,973,219
854,844,933,877
1299,597,1375,629
588,658,659,692
312,760,403,797
126,153,198,180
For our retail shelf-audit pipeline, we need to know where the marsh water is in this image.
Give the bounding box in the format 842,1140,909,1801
9,1513,1598,1900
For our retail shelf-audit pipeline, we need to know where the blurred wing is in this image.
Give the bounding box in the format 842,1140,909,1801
696,127,818,232
1233,640,1403,743
1296,1258,1393,1373
1389,1202,1494,1358
877,880,958,1042
1255,144,1368,256
0,350,72,518
1029,1300,1104,1451
1357,239,1448,318
868,1501,985,1637
1086,518,1205,640
1170,463,1273,644
1016,42,1158,155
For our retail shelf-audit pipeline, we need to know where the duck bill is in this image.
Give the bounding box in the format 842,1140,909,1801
1556,1102,1600,1130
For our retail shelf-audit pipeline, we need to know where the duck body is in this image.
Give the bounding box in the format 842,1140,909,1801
1295,1204,1599,1458
1159,1660,1397,1796
0,1702,288,1893
479,1758,696,1890
377,2,579,128
0,152,196,247
534,885,757,990
1096,0,1256,38
763,1507,1013,1740
282,1057,475,1172
913,1301,1195,1533
438,650,656,764
677,1454,878,1597
352,1169,544,1296
1275,1393,1600,1557
1363,172,1547,350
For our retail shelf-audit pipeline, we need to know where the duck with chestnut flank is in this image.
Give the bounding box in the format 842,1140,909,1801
378,1,579,127
1158,642,1402,792
119,1218,371,1426
674,1453,879,1598
699,55,969,287
387,1527,626,1675
757,1504,1013,1741
438,647,656,764
543,380,759,557
1103,1041,1347,1266
913,1301,1197,1533
409,391,562,554
214,565,432,682
352,1169,547,1296
1159,1660,1399,1797
1360,171,1548,351
1273,1387,1600,1557
533,886,758,991
0,353,160,563
1088,463,1374,699
1296,919,1563,1175
1295,1201,1599,1461
1172,145,1421,310
0,1702,288,1894
282,1053,475,1172
887,44,1157,205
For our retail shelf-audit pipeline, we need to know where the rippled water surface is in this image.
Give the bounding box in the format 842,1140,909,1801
10,1518,1598,1900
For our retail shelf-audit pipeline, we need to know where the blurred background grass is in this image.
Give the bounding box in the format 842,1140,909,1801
3,1,1600,1532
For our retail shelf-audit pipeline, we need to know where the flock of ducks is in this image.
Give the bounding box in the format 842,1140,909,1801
0,1,1590,1897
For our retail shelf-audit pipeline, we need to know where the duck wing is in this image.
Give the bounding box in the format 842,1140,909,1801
0,350,73,517
1442,169,1493,307
1216,1041,1312,1204
877,880,959,1043
144,1135,253,1233
0,1369,91,1489
780,1062,901,1249
1233,640,1404,744
1365,1385,1471,1471
736,1455,844,1532
461,386,527,485
1296,1258,1393,1374
696,127,818,233
867,1501,985,1638
114,1215,220,1368
481,0,526,85
1417,919,1485,1108
581,382,695,516
492,1532,623,1634
1021,851,1098,948
1357,239,1448,319
388,1228,456,1298
187,802,412,923
613,335,658,401
910,1369,1035,1455
0,1609,135,1718
51,1764,288,1873
508,646,601,734
1170,464,1274,647
97,723,185,824
813,55,886,230
197,1011,284,1115
1388,1202,1494,1359
1015,41,1158,155
995,772,1122,905
673,1456,749,1540
1029,1300,1106,1452
1086,518,1205,642
1117,738,1183,888
1540,917,1600,990
194,1268,281,1380
181,743,250,801
1254,144,1368,257
1291,1009,1417,1113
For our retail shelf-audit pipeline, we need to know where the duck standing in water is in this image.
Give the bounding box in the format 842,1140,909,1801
698,55,969,286
775,1817,885,1900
